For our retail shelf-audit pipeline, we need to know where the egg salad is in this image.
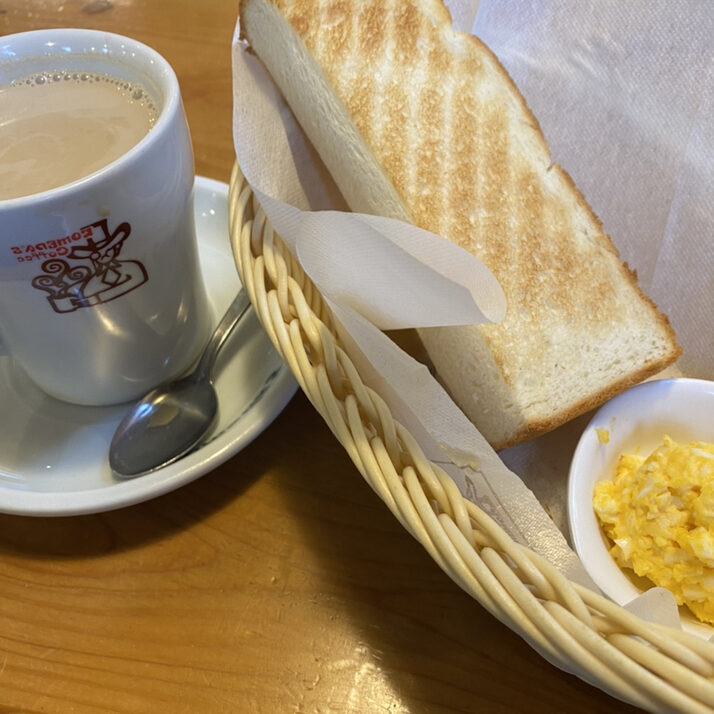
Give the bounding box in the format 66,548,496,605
593,435,714,625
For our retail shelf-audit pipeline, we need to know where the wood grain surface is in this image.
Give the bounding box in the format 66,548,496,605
0,2,640,712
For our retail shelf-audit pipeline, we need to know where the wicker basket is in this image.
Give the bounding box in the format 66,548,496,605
227,163,714,714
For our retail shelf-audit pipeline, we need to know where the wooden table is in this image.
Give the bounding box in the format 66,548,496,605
0,3,640,712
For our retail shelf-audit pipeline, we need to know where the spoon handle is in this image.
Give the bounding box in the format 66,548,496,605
193,289,252,383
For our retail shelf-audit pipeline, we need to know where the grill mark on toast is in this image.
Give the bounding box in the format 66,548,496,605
478,105,515,386
516,171,619,324
313,0,353,131
345,75,375,144
358,2,388,66
476,106,511,271
318,1,351,59
379,78,409,196
512,171,548,316
399,5,429,216
394,1,420,62
437,47,454,241
419,14,451,238
413,30,449,237
286,0,317,40
372,5,405,196
414,84,446,236
348,1,387,147
428,25,451,75
448,72,481,258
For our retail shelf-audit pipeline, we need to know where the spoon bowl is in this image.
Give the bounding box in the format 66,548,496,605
109,290,251,478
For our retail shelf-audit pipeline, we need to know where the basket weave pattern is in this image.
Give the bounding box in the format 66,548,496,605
228,164,714,714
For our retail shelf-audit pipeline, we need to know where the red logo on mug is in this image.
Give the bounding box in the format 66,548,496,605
31,218,148,313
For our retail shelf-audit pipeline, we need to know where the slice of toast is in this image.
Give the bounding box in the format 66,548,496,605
239,0,681,449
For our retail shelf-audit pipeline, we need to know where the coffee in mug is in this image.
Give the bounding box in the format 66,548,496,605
0,70,158,199
0,30,211,406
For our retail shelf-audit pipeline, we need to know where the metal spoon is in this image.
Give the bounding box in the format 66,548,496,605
109,290,252,478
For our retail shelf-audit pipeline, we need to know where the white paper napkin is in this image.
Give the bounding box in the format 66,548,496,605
466,0,714,379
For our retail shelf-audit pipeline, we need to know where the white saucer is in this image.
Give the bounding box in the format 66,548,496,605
0,176,297,517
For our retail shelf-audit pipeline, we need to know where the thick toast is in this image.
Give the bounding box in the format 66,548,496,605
239,0,681,448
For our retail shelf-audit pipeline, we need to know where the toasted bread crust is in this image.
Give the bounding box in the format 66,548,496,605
240,0,681,448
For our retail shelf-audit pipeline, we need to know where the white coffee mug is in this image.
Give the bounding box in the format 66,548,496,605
0,29,210,405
